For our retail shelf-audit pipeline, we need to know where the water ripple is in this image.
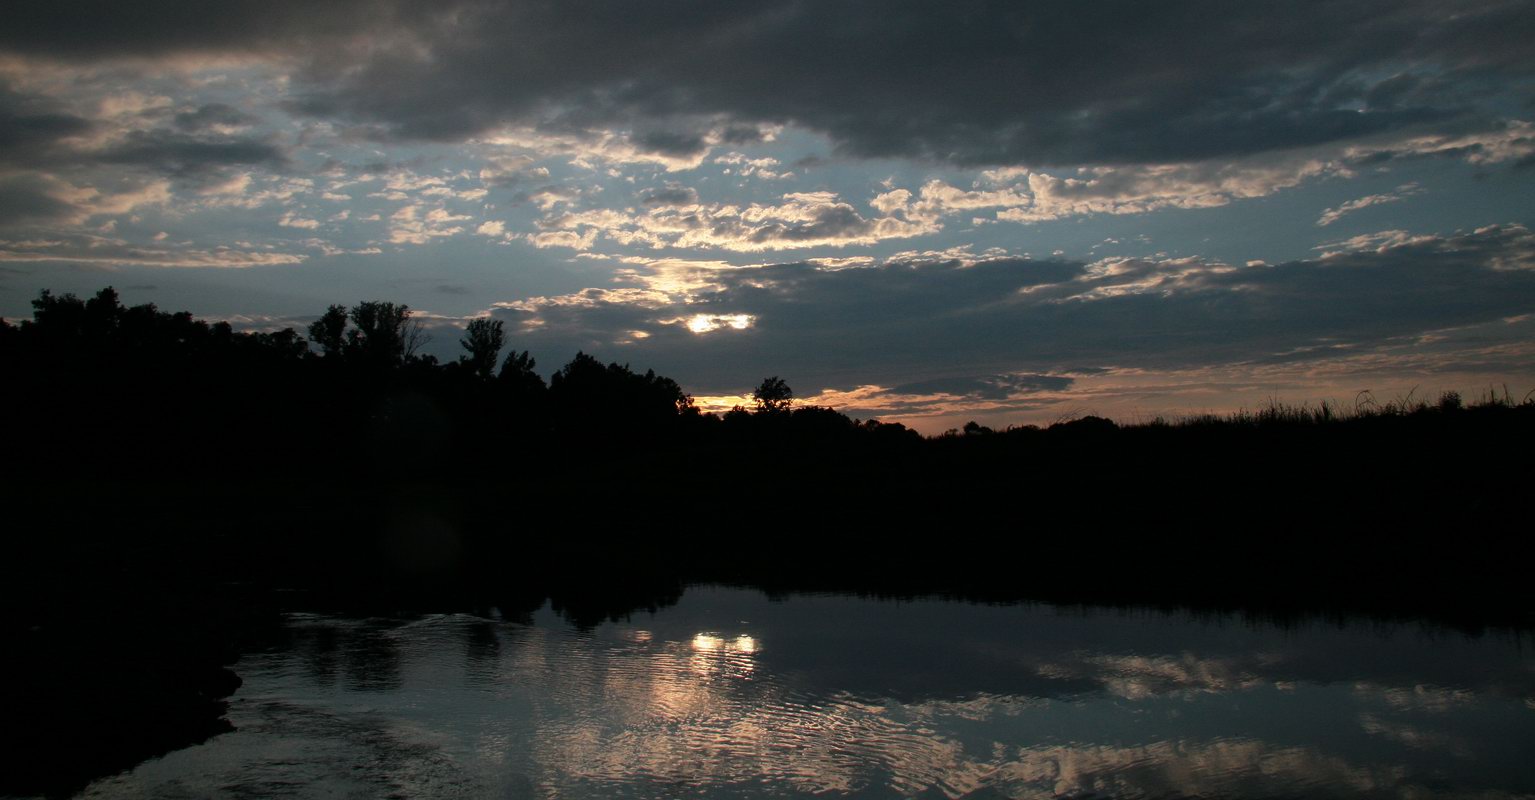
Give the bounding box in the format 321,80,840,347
75,590,1535,799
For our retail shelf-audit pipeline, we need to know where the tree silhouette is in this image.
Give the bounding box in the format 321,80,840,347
308,305,348,357
347,301,415,363
307,301,436,364
753,376,793,413
498,349,545,396
549,352,693,433
460,318,505,379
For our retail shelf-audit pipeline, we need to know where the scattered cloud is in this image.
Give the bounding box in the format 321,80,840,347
480,225,1535,422
0,234,306,268
874,159,1338,227
1317,184,1424,226
1343,120,1535,168
388,203,469,245
533,190,939,253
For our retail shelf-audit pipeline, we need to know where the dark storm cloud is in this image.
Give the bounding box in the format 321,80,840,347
1,81,281,178
5,1,1531,166
0,84,94,166
495,226,1535,390
0,174,75,226
94,129,286,176
0,0,420,59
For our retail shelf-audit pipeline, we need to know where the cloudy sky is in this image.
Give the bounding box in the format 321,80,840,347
4,1,1534,430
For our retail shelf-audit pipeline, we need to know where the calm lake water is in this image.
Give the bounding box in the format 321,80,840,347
80,587,1535,799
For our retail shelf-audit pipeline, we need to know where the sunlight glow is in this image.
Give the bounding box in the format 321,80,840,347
690,393,756,413
684,313,754,334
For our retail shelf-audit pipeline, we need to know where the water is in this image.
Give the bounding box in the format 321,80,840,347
80,587,1535,799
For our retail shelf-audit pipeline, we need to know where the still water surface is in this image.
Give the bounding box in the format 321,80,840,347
82,587,1535,798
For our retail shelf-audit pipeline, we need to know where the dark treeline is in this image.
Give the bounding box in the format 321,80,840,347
3,287,1534,796
0,287,921,467
4,285,1533,616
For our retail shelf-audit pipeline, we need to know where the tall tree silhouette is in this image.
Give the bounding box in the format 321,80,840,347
308,305,348,357
347,301,413,363
460,318,504,379
328,301,433,365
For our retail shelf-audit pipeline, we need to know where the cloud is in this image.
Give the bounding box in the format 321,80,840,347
0,233,306,267
892,373,1075,401
526,185,581,211
534,190,939,253
477,126,743,173
171,102,258,133
0,82,95,166
525,230,593,250
758,374,1082,421
1313,229,1440,256
0,172,173,228
196,171,253,197
278,210,321,229
637,182,699,208
1317,184,1424,226
2,80,285,177
0,173,78,226
6,2,1530,166
875,159,1339,226
484,226,1535,409
387,203,470,245
715,152,791,180
476,153,549,188
0,0,419,61
1343,120,1535,167
92,128,288,177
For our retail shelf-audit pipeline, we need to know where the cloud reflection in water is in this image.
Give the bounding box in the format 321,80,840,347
78,589,1535,799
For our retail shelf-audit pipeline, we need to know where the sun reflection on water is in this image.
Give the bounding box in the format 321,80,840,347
76,596,1535,800
691,632,759,655
688,631,758,679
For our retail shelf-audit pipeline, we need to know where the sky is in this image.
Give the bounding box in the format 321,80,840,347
3,1,1534,432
